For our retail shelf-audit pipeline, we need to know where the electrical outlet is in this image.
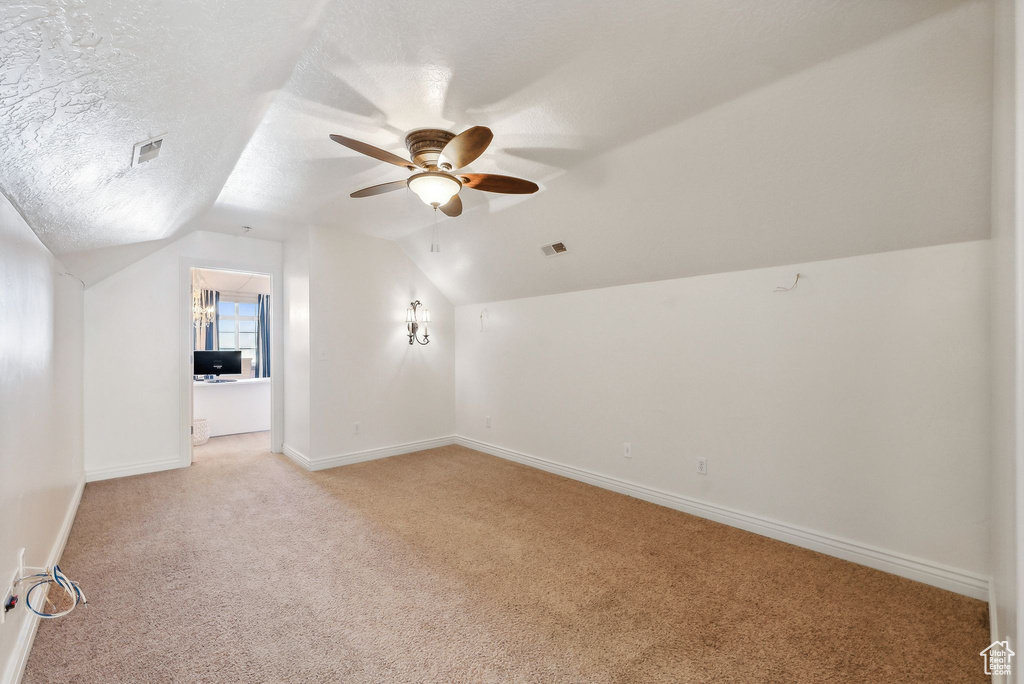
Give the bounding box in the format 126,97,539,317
623,442,632,459
697,458,707,475
353,422,360,435
485,416,491,428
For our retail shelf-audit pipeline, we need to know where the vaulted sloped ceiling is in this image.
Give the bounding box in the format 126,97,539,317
1,1,993,303
0,0,327,273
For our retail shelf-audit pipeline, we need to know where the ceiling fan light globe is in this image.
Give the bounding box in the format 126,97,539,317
408,172,461,208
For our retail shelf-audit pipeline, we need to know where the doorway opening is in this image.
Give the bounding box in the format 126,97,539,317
189,267,272,461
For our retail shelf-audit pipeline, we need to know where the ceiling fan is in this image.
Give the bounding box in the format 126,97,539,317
329,126,538,217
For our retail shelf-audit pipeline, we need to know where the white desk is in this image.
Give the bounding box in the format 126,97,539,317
193,378,271,437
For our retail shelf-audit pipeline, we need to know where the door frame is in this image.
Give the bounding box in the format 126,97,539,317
179,257,284,467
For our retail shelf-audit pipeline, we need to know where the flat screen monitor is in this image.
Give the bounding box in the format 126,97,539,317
194,350,242,376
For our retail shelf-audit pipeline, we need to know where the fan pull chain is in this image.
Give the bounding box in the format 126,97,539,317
430,207,441,253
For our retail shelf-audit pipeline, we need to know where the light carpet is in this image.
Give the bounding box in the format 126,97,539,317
24,432,988,682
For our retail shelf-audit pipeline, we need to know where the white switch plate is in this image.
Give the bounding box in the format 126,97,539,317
623,442,632,459
353,422,360,435
697,458,707,475
485,416,491,428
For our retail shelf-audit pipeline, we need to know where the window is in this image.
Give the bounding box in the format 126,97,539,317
217,297,258,372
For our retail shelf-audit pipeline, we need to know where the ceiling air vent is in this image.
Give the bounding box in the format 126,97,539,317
132,134,165,167
541,242,569,257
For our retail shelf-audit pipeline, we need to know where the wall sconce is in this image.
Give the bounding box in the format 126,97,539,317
406,300,430,345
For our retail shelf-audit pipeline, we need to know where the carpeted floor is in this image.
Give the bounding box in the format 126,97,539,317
24,433,988,683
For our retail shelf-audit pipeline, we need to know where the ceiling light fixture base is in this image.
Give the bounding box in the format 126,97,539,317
405,129,456,168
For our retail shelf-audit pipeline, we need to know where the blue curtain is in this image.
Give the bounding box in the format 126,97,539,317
202,290,219,350
256,294,270,378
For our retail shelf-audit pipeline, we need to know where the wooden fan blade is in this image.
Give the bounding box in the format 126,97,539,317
439,194,463,217
439,126,493,169
350,179,409,198
330,134,415,170
460,173,539,194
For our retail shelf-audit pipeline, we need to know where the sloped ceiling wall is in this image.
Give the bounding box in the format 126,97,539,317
0,0,325,262
398,1,993,304
0,0,993,302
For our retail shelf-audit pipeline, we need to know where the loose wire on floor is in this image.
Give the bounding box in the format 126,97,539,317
15,565,87,619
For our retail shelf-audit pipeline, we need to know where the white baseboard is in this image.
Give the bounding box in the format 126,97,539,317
85,457,182,483
3,474,85,684
281,443,313,469
454,436,990,601
282,436,455,472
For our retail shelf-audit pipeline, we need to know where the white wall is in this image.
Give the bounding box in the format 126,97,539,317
990,0,1021,662
84,231,283,480
0,193,84,681
456,242,991,590
300,228,455,462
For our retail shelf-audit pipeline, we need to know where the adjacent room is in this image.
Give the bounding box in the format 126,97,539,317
190,267,272,456
0,0,1021,682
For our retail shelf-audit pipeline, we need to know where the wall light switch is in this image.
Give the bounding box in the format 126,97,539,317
623,442,632,459
353,422,360,435
485,416,491,428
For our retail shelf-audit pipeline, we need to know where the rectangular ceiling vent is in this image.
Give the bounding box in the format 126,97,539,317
541,242,569,257
132,135,164,167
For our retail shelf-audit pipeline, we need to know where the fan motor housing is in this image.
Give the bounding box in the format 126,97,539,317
405,129,456,169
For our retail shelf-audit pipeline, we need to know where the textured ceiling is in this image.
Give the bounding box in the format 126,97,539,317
2,1,994,301
0,0,324,255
